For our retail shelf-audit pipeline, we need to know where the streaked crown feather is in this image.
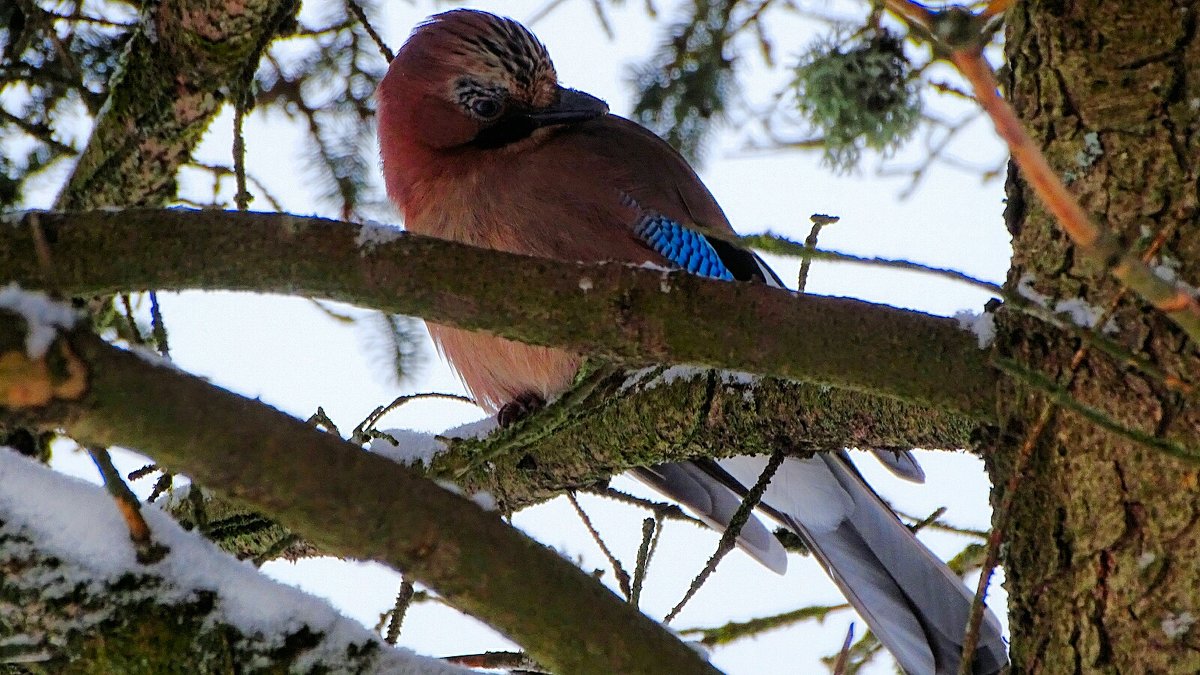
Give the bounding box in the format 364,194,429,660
413,10,557,107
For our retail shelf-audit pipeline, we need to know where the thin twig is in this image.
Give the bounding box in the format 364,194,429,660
0,108,77,155
949,47,1200,343
346,0,394,62
585,487,708,527
741,232,1003,296
351,392,476,444
149,291,169,357
906,506,947,534
884,0,934,31
526,0,572,25
629,517,657,606
957,414,1045,675
306,408,339,437
384,578,416,644
233,101,251,211
567,492,632,599
797,214,837,292
88,446,167,563
665,451,785,623
993,359,1197,461
119,294,144,345
980,0,1016,19
127,463,158,481
679,603,849,645
146,471,173,503
892,506,987,539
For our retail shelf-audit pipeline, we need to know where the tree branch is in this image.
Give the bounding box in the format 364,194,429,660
0,451,466,674
54,0,300,209
438,365,979,508
0,208,1000,420
0,309,718,675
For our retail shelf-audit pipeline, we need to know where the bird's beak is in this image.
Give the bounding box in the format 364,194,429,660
528,87,609,127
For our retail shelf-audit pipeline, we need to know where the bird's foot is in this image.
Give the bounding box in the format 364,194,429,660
497,391,545,428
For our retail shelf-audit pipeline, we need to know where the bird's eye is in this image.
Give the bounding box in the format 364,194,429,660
470,98,502,119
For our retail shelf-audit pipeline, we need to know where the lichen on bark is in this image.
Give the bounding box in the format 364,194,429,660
998,1,1200,671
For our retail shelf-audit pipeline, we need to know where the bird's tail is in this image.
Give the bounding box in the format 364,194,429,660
710,453,1007,675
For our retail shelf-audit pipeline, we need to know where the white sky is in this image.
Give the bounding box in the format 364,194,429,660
16,0,1013,672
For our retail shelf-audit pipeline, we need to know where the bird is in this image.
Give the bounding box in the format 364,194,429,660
376,10,1007,674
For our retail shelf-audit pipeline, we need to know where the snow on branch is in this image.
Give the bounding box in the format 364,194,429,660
0,284,78,359
0,449,467,674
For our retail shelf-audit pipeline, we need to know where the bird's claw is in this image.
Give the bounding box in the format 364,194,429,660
497,391,545,428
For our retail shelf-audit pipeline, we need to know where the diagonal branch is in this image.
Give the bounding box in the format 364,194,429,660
882,0,1200,345
949,49,1200,344
0,309,718,675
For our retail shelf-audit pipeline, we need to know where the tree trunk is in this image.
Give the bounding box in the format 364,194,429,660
1001,1,1200,671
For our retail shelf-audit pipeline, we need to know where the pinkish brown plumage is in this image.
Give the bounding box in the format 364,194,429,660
377,9,732,409
377,10,1007,674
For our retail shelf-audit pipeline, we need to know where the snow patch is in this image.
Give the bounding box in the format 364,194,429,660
1017,275,1117,333
0,283,78,358
619,366,660,392
471,490,498,511
432,479,496,511
1053,298,1111,332
125,344,180,370
657,365,710,385
719,370,760,402
1152,257,1200,298
435,479,465,496
1,210,28,226
0,449,466,673
370,418,500,510
622,366,755,392
954,310,997,348
369,429,446,468
1162,611,1196,640
445,416,500,440
1154,257,1181,283
355,220,403,254
369,417,498,469
720,370,759,385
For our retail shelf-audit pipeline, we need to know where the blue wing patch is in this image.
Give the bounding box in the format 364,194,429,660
633,215,735,281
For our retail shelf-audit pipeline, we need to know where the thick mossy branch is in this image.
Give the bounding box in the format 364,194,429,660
0,314,717,675
0,208,999,420
54,0,301,209
439,366,980,508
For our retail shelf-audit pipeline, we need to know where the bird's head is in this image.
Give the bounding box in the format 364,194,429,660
378,10,608,205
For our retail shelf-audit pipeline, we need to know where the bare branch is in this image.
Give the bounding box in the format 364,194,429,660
0,208,1000,419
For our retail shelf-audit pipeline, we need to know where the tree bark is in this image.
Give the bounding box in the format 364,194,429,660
1000,1,1200,671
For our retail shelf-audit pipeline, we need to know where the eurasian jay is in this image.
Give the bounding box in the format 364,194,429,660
376,10,1007,674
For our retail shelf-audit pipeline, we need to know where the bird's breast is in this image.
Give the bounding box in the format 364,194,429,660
401,145,661,410
403,161,590,411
